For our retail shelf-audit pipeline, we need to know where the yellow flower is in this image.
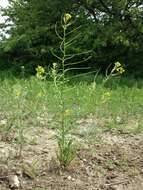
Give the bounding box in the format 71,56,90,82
15,90,21,97
64,109,71,116
36,65,45,79
113,62,125,74
63,13,72,24
13,84,22,98
36,65,45,75
37,92,42,97
116,67,125,74
114,61,121,68
104,92,111,97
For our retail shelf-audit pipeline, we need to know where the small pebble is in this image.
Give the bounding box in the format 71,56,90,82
67,176,72,180
9,175,20,189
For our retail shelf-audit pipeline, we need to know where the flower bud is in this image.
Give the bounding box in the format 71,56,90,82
63,13,72,24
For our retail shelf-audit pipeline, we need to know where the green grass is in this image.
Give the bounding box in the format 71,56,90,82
0,72,143,135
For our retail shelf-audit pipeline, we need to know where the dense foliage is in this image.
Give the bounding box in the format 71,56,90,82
0,0,143,76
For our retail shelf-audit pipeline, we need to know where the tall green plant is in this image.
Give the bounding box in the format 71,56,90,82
51,13,91,168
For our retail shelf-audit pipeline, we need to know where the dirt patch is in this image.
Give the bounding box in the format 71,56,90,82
0,127,143,190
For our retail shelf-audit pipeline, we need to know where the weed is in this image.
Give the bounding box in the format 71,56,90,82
49,13,92,168
23,160,39,179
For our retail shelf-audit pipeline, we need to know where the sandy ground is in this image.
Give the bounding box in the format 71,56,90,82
0,124,143,190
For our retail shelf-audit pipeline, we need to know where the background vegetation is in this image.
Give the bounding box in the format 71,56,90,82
0,0,143,77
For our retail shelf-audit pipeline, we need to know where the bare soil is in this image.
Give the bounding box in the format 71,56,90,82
0,125,143,190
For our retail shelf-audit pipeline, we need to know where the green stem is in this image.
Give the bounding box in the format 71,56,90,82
62,25,66,76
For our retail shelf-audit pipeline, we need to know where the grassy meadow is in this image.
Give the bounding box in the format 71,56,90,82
0,72,143,136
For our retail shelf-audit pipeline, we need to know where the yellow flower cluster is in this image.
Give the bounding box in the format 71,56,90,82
114,62,125,74
63,13,72,24
36,65,45,75
116,67,125,74
36,65,45,79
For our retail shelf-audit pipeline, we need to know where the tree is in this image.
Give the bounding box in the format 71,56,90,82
0,0,74,71
0,0,143,76
72,0,143,73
